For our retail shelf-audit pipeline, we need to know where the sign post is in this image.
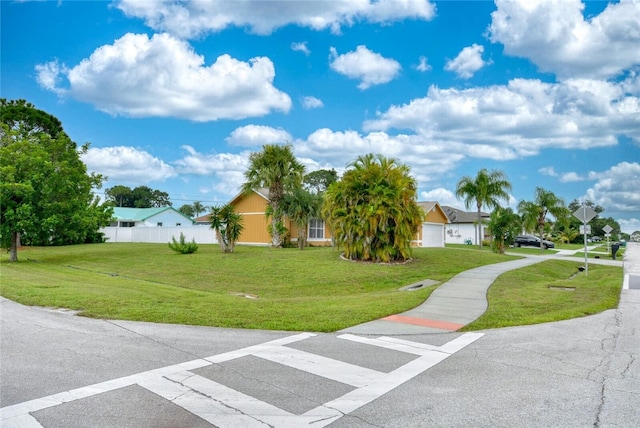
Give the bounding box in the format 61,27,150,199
573,203,597,275
603,224,613,252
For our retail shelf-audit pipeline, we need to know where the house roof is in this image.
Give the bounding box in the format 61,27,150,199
417,201,450,224
112,207,193,223
441,205,489,224
228,187,270,206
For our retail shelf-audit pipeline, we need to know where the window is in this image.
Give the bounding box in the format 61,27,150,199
176,223,181,227
308,218,324,239
157,222,163,227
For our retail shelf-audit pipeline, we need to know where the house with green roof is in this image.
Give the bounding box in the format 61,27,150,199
109,207,193,228
102,207,216,243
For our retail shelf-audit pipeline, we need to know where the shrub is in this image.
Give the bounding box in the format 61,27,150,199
168,233,198,254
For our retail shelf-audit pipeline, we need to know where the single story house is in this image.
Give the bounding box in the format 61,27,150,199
101,207,216,244
226,188,333,246
197,191,449,248
441,206,490,245
109,207,194,228
415,201,449,248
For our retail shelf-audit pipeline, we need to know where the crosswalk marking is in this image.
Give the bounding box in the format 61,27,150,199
1,332,484,427
253,346,382,387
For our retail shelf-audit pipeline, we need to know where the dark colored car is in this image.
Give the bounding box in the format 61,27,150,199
514,235,555,249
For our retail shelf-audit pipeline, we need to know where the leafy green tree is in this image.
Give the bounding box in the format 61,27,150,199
178,204,195,218
487,207,521,254
242,144,305,247
192,201,206,217
304,169,338,194
282,188,322,250
105,185,135,207
323,153,423,263
1,101,112,262
518,187,566,253
105,185,171,208
455,169,512,249
209,204,244,253
168,232,198,254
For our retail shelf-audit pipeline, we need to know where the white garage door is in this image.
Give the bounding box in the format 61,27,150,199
422,223,444,247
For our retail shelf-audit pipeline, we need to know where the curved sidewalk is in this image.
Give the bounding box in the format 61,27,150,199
341,248,628,335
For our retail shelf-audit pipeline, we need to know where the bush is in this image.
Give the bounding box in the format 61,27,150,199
168,233,198,254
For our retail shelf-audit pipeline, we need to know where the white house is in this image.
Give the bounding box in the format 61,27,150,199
441,206,490,245
102,207,216,244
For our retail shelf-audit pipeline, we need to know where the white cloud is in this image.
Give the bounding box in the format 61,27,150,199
34,60,67,95
444,44,489,79
364,78,640,158
539,166,557,177
618,218,640,235
35,33,291,121
488,0,640,79
329,45,401,90
295,128,464,186
174,146,249,196
82,146,176,184
584,162,640,214
291,41,310,56
416,56,432,72
225,125,292,147
559,172,583,183
115,0,436,38
301,96,324,110
420,188,459,207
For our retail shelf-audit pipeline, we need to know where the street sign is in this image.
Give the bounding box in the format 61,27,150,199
603,224,613,234
605,233,611,237
580,225,591,234
573,205,597,223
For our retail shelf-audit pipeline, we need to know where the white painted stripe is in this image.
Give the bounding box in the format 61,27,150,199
337,333,440,355
0,359,212,421
254,346,383,388
206,332,316,363
623,273,629,289
170,372,293,418
0,413,44,428
140,376,271,427
437,332,484,354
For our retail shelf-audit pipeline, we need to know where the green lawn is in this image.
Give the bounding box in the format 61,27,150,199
461,259,622,331
1,243,622,332
1,244,519,332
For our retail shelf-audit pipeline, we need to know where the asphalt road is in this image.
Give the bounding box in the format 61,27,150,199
1,245,639,427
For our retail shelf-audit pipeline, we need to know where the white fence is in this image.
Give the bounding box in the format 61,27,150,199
101,226,217,244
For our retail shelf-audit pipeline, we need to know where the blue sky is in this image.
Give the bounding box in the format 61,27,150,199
2,0,639,233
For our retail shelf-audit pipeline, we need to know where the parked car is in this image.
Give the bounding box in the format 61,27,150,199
514,235,555,249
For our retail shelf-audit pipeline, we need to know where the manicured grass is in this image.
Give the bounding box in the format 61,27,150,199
1,244,519,332
461,260,622,331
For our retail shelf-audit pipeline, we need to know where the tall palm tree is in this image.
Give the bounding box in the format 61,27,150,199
323,153,423,263
455,169,512,248
192,201,205,218
242,144,305,247
282,188,322,250
518,187,566,253
209,204,243,253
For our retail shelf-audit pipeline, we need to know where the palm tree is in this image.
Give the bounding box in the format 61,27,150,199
487,207,520,254
209,204,244,253
243,144,305,247
518,187,566,253
455,169,512,249
323,153,423,263
282,188,322,250
192,201,205,218
178,204,195,218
